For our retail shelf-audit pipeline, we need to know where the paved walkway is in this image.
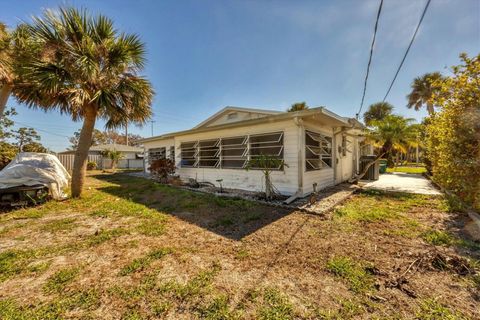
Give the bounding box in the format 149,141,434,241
364,172,442,195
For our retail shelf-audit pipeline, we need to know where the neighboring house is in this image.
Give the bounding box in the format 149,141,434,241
57,144,144,171
139,106,365,197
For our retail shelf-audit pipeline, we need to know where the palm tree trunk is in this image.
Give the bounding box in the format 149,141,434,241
0,84,12,120
426,103,434,116
71,105,97,198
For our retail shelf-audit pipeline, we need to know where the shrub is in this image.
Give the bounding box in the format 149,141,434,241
425,54,480,210
149,159,175,183
86,161,97,170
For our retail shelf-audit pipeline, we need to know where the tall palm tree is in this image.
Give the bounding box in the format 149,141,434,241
363,102,393,126
14,8,154,197
406,72,444,116
0,22,13,118
352,115,415,181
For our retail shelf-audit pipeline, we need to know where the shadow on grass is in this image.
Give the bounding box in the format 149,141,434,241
94,173,292,241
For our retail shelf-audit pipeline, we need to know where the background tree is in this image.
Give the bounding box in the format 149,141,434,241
287,102,309,112
425,54,480,209
363,102,393,126
0,142,16,169
14,8,154,197
406,72,444,116
69,129,108,150
68,129,143,149
23,141,48,153
103,130,143,145
0,22,12,118
12,127,40,152
0,107,16,140
0,107,17,169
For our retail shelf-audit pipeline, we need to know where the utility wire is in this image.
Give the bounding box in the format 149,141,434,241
357,0,384,119
13,120,70,138
382,0,432,102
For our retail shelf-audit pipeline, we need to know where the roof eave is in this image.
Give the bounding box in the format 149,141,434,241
139,107,354,144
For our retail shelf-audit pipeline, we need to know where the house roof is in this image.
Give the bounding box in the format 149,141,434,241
192,106,283,129
89,144,143,152
58,144,143,154
139,106,363,144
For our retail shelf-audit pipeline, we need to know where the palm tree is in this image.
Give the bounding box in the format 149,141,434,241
352,115,415,181
287,102,309,112
406,72,444,116
0,22,13,118
363,102,393,126
13,8,153,197
102,149,123,172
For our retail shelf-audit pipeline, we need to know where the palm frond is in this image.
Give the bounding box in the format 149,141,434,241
12,6,153,127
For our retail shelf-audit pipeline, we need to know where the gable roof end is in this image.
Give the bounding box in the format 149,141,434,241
192,106,283,129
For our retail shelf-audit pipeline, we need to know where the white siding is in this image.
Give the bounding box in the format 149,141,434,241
302,123,335,195
121,152,138,160
175,119,299,195
142,117,361,197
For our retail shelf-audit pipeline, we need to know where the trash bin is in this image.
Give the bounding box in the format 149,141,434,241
360,156,380,180
379,159,388,174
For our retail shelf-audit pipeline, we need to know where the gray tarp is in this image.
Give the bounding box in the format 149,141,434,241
0,153,71,200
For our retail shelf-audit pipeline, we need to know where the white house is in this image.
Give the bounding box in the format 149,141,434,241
139,106,365,197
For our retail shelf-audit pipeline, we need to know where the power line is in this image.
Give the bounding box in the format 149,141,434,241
382,0,432,102
356,0,384,120
13,120,70,138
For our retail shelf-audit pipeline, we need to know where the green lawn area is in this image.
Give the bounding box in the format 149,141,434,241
0,173,478,319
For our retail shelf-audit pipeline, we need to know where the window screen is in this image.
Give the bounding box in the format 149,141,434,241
249,132,284,169
180,141,197,167
221,136,248,168
179,131,285,170
198,139,220,168
169,146,175,161
148,147,166,164
305,130,332,171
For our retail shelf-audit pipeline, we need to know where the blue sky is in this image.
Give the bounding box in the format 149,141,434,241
1,0,479,151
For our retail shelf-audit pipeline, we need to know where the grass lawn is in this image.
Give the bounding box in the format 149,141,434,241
0,173,478,319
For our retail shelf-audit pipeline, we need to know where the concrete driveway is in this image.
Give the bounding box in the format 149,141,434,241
364,172,442,195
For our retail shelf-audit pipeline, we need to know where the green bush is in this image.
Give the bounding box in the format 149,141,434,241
87,161,97,170
425,54,480,210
